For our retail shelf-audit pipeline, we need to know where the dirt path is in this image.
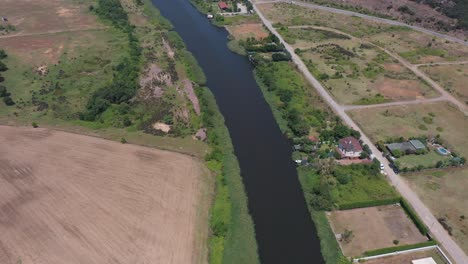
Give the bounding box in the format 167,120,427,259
415,60,468,67
254,3,468,263
0,125,210,264
342,97,446,111
0,27,108,39
254,0,468,46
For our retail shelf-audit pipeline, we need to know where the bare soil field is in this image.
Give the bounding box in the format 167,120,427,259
0,125,211,264
226,23,269,40
405,168,468,254
328,205,428,257
349,102,468,157
0,0,99,36
420,64,468,105
363,248,446,264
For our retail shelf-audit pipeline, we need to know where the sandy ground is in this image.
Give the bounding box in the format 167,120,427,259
0,125,210,264
329,204,428,256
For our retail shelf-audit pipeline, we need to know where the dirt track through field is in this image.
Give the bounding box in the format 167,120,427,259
0,126,208,264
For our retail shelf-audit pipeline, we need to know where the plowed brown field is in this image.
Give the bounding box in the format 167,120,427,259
0,126,210,264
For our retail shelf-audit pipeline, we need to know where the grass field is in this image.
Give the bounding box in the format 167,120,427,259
362,248,446,264
404,169,468,254
349,102,468,157
258,4,437,105
397,151,451,169
258,3,468,64
420,64,468,105
0,125,212,264
328,205,429,257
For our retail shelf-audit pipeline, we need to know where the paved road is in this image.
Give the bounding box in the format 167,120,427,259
255,0,468,46
253,3,468,264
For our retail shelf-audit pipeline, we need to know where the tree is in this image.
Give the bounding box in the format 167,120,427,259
0,49,6,59
31,122,38,128
0,85,8,97
3,96,14,106
0,61,8,72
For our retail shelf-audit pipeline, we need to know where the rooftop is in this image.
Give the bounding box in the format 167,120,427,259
338,136,362,152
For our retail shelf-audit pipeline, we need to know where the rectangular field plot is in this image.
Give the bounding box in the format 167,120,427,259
328,205,429,256
0,126,210,264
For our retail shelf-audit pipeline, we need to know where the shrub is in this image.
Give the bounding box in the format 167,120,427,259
120,137,127,144
401,198,429,235
364,240,437,256
31,122,38,128
3,96,14,106
337,197,401,210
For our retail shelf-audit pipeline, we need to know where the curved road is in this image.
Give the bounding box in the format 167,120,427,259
255,0,468,46
253,2,468,264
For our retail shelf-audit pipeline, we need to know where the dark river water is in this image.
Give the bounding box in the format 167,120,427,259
151,0,325,263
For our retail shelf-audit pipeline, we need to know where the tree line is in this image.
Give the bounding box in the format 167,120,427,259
0,49,14,106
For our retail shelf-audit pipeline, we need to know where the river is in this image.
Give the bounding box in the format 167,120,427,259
151,0,325,263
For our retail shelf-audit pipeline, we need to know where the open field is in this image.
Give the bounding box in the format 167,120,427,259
397,151,450,169
328,205,428,256
420,64,468,105
258,3,468,64
349,102,468,157
363,248,446,264
0,0,99,36
287,26,436,104
226,23,269,40
405,169,468,254
0,125,211,264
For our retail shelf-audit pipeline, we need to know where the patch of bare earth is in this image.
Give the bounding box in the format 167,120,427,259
226,23,269,40
139,64,172,99
328,204,428,256
0,125,210,264
374,79,426,100
1,0,99,35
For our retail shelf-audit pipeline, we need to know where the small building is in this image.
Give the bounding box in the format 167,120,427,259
337,136,362,159
412,257,437,264
218,2,229,10
409,139,426,151
308,135,320,143
386,139,426,156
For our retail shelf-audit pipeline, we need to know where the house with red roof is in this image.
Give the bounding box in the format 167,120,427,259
218,2,229,10
337,136,362,159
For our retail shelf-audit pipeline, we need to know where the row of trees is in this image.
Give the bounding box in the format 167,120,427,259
81,0,142,121
0,49,14,106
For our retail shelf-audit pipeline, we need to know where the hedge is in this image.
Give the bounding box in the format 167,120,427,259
401,198,429,235
337,197,401,210
363,240,437,256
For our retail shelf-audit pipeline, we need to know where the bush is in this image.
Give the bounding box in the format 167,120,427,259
401,198,429,235
3,96,14,106
31,122,38,128
0,49,6,59
337,197,401,210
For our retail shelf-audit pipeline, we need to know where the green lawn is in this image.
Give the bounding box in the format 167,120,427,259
397,151,450,169
331,166,399,207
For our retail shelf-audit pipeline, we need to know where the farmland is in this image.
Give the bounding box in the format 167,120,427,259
328,204,428,256
420,63,468,105
405,169,468,254
0,125,212,264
